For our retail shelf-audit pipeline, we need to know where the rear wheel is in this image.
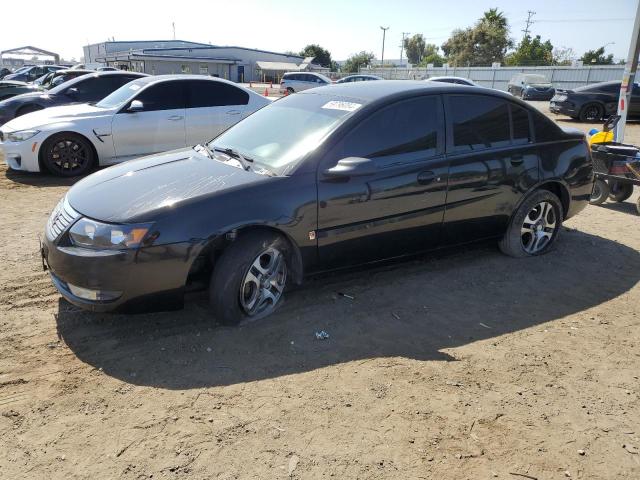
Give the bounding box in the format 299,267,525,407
286,87,294,94
209,231,290,325
589,179,610,205
579,103,603,122
41,133,95,177
608,182,633,202
499,190,563,258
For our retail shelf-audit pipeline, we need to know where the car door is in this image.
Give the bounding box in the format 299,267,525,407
316,95,449,268
111,80,187,159
442,94,539,243
184,80,250,145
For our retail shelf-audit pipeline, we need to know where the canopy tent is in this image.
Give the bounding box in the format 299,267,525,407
0,46,60,64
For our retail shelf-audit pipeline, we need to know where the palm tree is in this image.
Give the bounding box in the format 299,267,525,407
481,8,508,29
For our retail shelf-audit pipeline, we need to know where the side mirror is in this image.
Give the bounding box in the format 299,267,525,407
324,157,377,178
128,100,143,112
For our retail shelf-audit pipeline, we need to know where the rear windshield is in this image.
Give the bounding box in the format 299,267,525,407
209,93,361,175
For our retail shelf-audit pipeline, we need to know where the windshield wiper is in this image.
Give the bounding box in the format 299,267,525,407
212,146,254,171
194,143,215,159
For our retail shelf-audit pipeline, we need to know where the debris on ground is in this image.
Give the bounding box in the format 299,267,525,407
315,330,330,340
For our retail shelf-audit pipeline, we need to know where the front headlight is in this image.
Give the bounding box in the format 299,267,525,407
68,218,152,250
7,129,40,142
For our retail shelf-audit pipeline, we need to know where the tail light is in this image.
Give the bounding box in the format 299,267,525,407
609,162,629,175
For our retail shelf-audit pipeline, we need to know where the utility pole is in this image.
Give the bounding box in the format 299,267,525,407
380,26,390,65
172,22,176,40
400,32,410,65
522,11,535,38
614,0,640,142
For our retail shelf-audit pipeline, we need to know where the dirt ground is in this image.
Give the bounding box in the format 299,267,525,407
1,102,639,480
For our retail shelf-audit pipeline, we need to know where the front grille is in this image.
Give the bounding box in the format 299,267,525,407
46,197,80,241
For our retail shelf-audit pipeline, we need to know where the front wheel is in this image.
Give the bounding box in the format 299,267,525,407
579,103,603,122
286,87,294,94
209,231,290,325
41,133,95,177
589,179,610,205
608,182,633,202
499,190,563,258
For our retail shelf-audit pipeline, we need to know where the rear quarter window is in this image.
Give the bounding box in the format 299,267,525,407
531,109,561,142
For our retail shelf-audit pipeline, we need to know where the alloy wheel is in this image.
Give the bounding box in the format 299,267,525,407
48,138,89,174
583,105,600,121
520,201,557,254
239,247,287,317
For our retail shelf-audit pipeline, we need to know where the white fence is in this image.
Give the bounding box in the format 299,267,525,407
362,65,627,91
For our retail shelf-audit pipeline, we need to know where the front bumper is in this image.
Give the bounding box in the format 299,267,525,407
522,89,555,100
549,100,577,116
43,230,198,313
0,131,45,172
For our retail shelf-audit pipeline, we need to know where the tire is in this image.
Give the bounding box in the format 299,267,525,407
589,179,610,205
499,190,563,258
209,231,290,326
636,196,640,215
16,104,43,118
608,182,633,202
287,87,294,94
41,132,96,177
579,103,603,122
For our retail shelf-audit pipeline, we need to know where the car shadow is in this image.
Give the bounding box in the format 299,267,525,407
4,167,86,188
597,200,639,215
55,229,640,390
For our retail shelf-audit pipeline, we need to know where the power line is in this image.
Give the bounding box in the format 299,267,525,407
522,10,535,38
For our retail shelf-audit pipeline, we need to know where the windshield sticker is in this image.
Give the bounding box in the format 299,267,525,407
322,101,361,112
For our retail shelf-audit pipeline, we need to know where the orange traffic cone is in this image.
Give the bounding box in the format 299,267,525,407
284,89,289,96
263,88,269,97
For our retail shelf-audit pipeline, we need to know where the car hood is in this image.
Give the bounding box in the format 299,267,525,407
2,103,113,131
67,148,272,223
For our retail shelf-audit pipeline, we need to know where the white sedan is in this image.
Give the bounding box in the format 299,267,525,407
0,75,270,176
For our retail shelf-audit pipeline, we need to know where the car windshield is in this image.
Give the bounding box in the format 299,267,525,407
524,75,549,84
95,80,143,108
208,93,360,175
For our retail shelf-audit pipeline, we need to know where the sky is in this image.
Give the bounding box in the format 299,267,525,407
1,0,638,62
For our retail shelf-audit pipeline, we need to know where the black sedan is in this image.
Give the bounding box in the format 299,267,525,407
42,81,594,325
0,71,147,124
550,81,640,122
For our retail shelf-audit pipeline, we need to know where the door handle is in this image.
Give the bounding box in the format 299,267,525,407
417,171,440,185
167,115,184,121
510,154,524,165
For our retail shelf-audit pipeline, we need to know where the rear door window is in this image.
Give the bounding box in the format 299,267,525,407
186,80,249,107
510,103,532,144
448,95,511,151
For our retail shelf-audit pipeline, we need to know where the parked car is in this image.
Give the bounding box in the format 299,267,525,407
4,65,66,83
336,74,382,83
0,71,146,125
426,76,477,86
32,69,95,90
0,68,12,80
507,74,555,100
97,66,119,71
0,80,40,101
280,72,332,94
1,75,271,176
40,81,593,324
550,81,639,122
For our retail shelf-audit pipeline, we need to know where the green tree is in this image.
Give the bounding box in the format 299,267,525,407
343,51,375,73
505,35,554,66
580,46,614,65
403,34,427,64
441,8,511,66
420,44,446,67
299,44,334,68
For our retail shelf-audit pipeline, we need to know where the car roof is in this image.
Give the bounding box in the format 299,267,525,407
130,74,251,89
427,76,471,81
300,80,507,103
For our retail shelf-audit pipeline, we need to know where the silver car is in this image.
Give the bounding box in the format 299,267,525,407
279,72,332,94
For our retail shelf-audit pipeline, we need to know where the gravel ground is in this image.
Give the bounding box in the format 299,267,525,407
0,102,639,479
